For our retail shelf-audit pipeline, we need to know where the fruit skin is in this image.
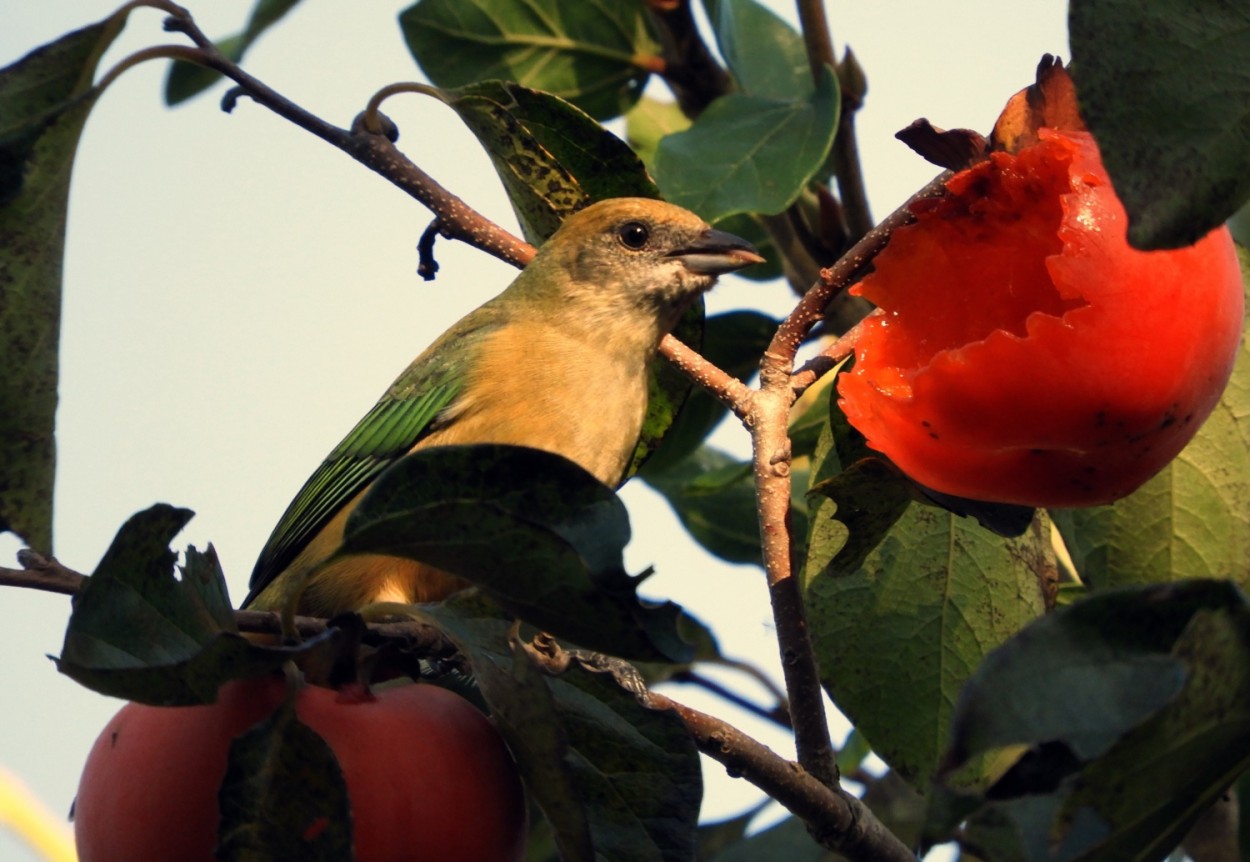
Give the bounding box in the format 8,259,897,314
838,128,1244,507
73,676,527,862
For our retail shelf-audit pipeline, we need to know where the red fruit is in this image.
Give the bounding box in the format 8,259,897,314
837,128,1243,507
74,677,527,862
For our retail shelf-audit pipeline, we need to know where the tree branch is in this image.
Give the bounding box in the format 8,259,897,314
744,168,955,792
657,334,754,418
644,0,733,117
794,0,873,242
158,5,537,270
648,691,915,861
0,552,83,596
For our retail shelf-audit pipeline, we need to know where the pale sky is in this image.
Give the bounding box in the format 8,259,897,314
1,2,1068,859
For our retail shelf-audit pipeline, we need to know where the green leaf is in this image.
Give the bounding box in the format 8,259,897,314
399,0,659,121
435,80,659,244
344,444,692,663
1068,0,1250,248
942,581,1250,862
216,695,353,862
652,66,840,223
55,505,317,704
708,816,827,860
803,504,1052,787
1052,246,1250,590
0,13,129,551
165,0,304,105
422,595,703,862
645,447,767,566
944,583,1231,770
628,302,704,479
625,96,691,168
703,0,812,100
639,310,778,475
806,457,912,578
802,379,911,578
695,802,769,860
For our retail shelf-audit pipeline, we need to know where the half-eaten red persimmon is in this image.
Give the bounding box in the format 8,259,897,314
837,128,1243,507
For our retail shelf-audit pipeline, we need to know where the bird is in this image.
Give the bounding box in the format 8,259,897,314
242,197,763,618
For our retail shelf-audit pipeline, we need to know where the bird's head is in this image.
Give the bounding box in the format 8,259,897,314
518,198,764,340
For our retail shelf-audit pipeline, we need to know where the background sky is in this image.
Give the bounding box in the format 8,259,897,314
1,2,1067,858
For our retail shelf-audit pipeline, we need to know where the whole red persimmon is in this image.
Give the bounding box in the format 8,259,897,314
74,676,527,862
837,128,1243,507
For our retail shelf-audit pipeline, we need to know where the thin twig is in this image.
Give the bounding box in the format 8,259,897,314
159,6,536,269
2,558,455,654
795,0,837,87
669,669,792,729
657,334,754,418
1,554,83,596
794,0,873,241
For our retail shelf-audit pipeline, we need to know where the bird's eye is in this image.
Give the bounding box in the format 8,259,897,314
617,221,650,250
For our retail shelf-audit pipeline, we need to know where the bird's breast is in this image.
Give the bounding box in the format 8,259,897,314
418,322,651,486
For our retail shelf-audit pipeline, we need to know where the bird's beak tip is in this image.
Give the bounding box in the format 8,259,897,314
671,228,765,276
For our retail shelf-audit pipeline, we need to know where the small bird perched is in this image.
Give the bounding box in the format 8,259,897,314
243,198,763,617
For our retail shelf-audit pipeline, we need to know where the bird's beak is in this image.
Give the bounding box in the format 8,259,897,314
669,228,766,275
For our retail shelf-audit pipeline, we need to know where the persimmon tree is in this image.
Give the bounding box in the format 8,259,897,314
2,1,1249,860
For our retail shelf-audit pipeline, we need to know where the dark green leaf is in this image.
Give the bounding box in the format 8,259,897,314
695,802,768,860
802,382,911,578
915,486,1036,539
703,0,812,100
56,505,318,704
628,301,703,479
640,310,778,475
344,444,692,662
647,445,811,567
399,0,659,121
1052,246,1250,590
1069,0,1250,248
709,816,829,861
944,582,1236,772
165,0,304,104
216,696,353,862
646,447,761,565
423,595,703,862
804,504,1052,787
0,13,129,551
652,66,839,223
806,457,912,577
435,80,659,244
943,581,1250,862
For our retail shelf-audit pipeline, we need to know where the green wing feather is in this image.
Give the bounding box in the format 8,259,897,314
243,381,461,606
243,306,509,608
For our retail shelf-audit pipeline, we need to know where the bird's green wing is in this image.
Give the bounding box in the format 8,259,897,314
244,378,462,607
